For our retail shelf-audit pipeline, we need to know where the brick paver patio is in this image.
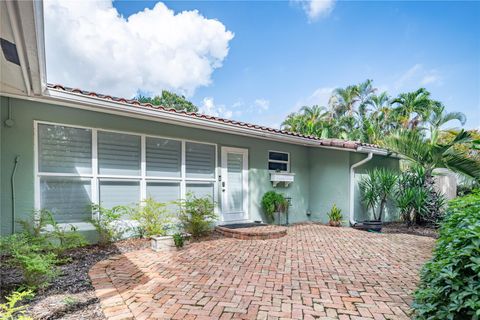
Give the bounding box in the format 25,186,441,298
89,224,434,320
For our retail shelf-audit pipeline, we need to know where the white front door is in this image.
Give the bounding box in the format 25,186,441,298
221,147,249,222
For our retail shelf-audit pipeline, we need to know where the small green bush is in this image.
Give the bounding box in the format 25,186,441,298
261,191,288,222
129,198,174,237
177,194,217,239
0,289,34,320
90,204,129,245
412,190,480,319
1,211,87,289
1,233,59,289
327,204,343,226
172,233,185,248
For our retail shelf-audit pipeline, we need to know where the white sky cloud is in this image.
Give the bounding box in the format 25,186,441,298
254,98,270,111
395,64,443,90
44,0,234,98
199,97,233,118
296,0,336,21
297,86,335,108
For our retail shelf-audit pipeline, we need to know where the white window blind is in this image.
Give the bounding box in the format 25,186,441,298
146,182,181,203
99,180,140,209
98,131,141,176
186,182,215,199
40,177,91,223
186,142,215,179
146,137,181,177
38,124,92,174
36,122,217,223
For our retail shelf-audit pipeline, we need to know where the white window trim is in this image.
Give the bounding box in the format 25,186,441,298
34,120,218,224
268,150,290,173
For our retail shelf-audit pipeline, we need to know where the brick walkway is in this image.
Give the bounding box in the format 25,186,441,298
89,224,434,320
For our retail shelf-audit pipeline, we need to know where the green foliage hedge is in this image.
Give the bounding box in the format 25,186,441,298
413,190,480,319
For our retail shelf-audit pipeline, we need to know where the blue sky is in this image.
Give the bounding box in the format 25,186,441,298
45,0,480,129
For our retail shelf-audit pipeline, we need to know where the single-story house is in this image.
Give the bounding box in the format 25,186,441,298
0,1,399,240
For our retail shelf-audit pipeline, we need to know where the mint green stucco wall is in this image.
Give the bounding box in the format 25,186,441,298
0,97,399,237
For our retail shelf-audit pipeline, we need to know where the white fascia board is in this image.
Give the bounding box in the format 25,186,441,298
4,88,394,156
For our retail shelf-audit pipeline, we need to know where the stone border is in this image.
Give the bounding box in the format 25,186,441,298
215,225,287,240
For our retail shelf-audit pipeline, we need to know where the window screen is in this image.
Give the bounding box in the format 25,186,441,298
268,151,289,172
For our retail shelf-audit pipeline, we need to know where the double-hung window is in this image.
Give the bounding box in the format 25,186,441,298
36,122,217,223
268,151,290,172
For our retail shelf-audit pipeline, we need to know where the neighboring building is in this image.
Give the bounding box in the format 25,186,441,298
0,1,399,240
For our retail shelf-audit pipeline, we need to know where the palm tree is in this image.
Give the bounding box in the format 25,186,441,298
428,104,466,144
391,88,433,130
330,85,360,117
384,129,480,181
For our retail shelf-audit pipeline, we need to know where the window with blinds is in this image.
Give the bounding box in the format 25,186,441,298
36,122,217,224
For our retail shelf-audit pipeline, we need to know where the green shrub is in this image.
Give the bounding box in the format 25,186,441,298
177,194,217,239
1,211,87,289
0,289,34,320
0,233,59,289
359,168,397,221
261,191,288,222
129,198,174,237
17,209,86,253
327,204,343,226
412,190,480,319
172,233,185,248
90,204,130,245
396,167,445,226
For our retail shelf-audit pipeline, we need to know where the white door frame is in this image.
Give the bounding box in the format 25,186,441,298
221,147,249,222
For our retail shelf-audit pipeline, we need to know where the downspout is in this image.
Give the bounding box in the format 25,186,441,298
11,156,20,233
349,152,373,226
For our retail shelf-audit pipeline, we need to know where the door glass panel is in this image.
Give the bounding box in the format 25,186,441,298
227,153,243,212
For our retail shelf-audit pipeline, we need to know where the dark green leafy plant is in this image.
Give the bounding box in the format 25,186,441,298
0,233,59,288
413,190,480,319
396,166,445,226
90,204,130,245
359,168,397,221
327,204,343,226
129,198,174,237
261,191,288,222
1,210,87,288
176,194,217,239
0,289,34,320
172,233,185,248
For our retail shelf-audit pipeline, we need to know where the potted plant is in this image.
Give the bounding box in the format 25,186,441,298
261,191,288,224
359,168,398,231
327,204,343,227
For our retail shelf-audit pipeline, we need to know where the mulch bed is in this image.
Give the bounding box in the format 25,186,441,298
1,238,150,320
382,222,439,239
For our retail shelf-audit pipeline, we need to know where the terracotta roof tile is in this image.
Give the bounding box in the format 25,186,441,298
46,83,388,153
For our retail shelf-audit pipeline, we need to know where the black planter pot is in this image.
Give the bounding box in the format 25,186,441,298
363,220,382,232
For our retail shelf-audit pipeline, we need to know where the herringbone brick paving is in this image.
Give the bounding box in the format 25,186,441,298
89,224,434,319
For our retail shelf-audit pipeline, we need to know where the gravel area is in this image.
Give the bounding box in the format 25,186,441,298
1,238,149,320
